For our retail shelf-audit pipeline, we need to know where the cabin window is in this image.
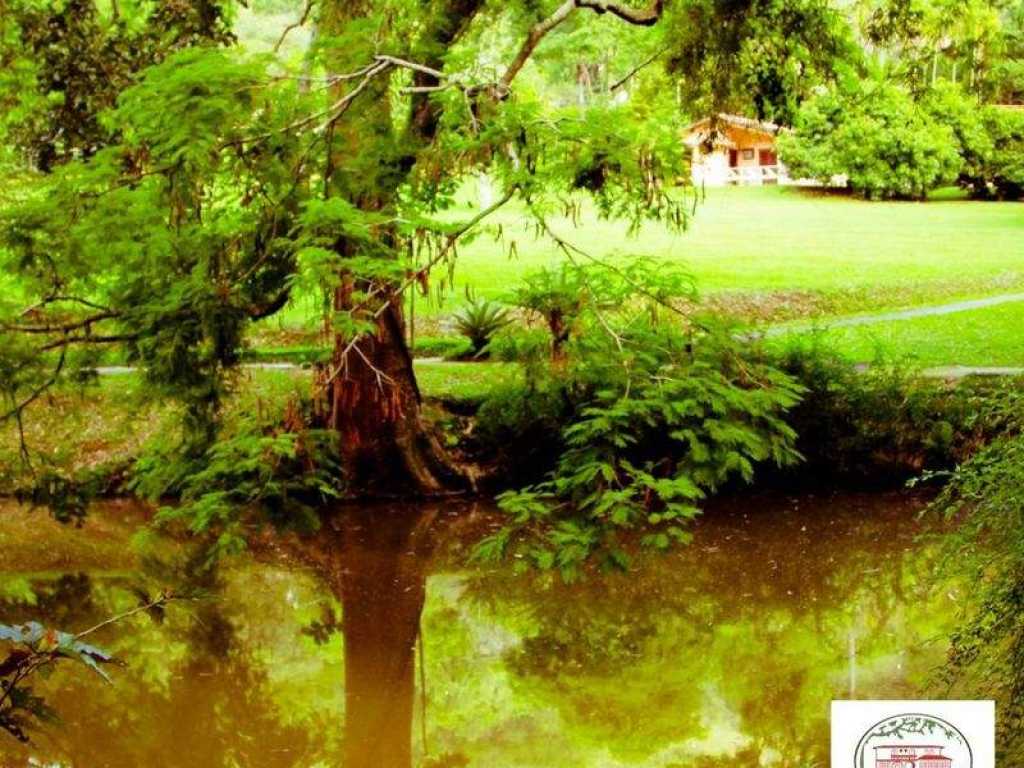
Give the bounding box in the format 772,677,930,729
742,148,755,160
759,148,778,166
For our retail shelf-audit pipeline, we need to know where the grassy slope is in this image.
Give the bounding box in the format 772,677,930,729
777,300,1024,368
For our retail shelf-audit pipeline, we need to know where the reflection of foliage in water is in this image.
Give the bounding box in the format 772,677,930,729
441,493,954,767
0,493,961,767
0,564,344,765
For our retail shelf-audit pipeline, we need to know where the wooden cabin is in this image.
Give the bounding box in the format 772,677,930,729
683,113,790,186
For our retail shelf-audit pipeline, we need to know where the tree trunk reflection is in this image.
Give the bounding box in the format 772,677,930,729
332,505,436,768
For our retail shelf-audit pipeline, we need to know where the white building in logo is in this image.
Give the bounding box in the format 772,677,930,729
874,744,954,768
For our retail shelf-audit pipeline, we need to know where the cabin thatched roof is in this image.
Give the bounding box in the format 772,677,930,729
682,113,785,148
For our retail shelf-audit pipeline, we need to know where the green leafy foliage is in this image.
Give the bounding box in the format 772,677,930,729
139,408,343,563
0,0,237,170
478,262,801,578
857,0,1013,101
765,335,1024,481
930,430,1024,751
665,0,858,124
779,74,962,199
507,263,591,359
993,0,1024,103
978,106,1024,199
921,82,994,187
507,257,697,360
919,84,1024,200
0,621,117,742
412,335,473,360
485,327,552,364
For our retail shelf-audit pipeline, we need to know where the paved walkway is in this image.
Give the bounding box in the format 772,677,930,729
91,293,1024,379
922,365,1024,380
761,291,1024,337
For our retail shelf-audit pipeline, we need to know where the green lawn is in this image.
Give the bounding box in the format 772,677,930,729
459,186,1023,296
265,185,1024,331
5,182,1023,364
773,300,1024,368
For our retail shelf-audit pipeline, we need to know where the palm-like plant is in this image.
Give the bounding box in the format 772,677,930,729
452,298,511,357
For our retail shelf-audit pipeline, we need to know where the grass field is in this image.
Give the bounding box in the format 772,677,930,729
4,184,1022,365
775,301,1024,368
262,185,1024,331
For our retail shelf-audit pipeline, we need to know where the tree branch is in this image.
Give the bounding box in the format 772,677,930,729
502,0,665,90
408,0,486,140
577,0,664,26
1,349,65,424
501,0,578,90
75,591,176,641
3,311,120,335
38,334,137,352
273,0,315,54
19,295,113,316
529,208,705,329
610,46,669,91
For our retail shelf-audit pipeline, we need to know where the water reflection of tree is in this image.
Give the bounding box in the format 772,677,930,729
0,569,335,766
449,491,952,766
0,492,957,768
314,503,437,768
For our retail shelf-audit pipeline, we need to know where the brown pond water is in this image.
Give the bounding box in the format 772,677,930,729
0,490,961,767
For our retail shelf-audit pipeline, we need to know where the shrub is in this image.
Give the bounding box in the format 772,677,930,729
920,83,994,193
766,334,1024,482
451,298,510,358
919,85,1024,200
486,327,551,364
477,317,802,578
980,106,1024,200
507,258,696,361
931,432,1024,756
779,76,962,199
474,372,574,487
411,335,472,360
507,265,589,360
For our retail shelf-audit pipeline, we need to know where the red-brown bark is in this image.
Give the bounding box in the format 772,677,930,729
323,287,469,496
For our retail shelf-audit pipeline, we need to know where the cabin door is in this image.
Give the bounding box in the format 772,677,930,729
728,149,739,167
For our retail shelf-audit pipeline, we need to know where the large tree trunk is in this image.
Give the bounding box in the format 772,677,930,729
324,292,469,495
318,0,477,497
